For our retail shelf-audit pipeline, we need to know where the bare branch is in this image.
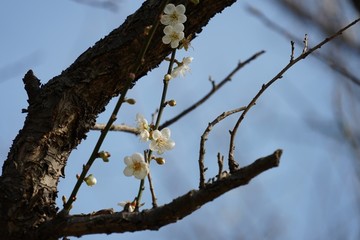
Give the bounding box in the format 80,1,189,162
247,5,360,86
37,149,282,239
228,17,360,171
199,107,246,189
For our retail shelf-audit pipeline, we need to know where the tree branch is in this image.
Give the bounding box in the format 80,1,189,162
227,16,360,172
247,5,360,86
36,149,282,239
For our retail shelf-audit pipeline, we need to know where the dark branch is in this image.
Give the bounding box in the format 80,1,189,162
199,107,246,188
36,149,282,239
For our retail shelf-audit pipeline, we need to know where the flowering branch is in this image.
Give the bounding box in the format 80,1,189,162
228,17,360,172
37,149,282,239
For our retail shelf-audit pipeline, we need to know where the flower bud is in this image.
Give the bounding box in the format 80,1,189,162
164,74,172,81
168,99,176,107
84,174,97,186
155,157,166,165
62,195,67,204
98,151,111,162
125,98,136,105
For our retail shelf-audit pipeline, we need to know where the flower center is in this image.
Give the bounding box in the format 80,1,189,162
133,162,142,171
170,13,179,22
156,138,166,148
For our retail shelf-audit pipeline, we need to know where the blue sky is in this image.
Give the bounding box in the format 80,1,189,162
1,1,360,239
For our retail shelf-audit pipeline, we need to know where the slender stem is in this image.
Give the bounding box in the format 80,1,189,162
147,169,158,208
155,49,176,129
134,179,145,212
63,89,129,211
135,49,177,209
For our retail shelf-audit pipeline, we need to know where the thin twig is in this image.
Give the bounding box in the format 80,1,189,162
160,51,265,129
147,169,157,208
217,153,224,180
199,107,246,189
91,123,139,134
302,34,308,53
247,5,360,86
227,16,360,173
290,41,295,62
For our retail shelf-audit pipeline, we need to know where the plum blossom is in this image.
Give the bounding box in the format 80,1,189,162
136,113,150,142
161,4,187,26
149,128,175,154
162,23,185,49
171,57,193,78
123,153,149,180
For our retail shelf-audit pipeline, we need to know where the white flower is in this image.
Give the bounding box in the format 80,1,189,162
171,57,193,78
161,4,187,26
136,113,150,142
123,153,149,180
84,174,97,186
149,128,175,154
162,23,185,48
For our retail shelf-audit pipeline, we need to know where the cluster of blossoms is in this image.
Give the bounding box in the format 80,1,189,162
160,4,193,78
119,3,193,210
136,114,175,154
161,4,187,49
122,114,175,180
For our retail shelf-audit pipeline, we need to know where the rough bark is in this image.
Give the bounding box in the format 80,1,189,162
0,0,284,239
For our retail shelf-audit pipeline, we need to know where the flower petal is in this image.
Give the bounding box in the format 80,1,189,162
161,128,171,138
123,167,133,176
164,3,175,14
132,152,144,162
175,4,186,14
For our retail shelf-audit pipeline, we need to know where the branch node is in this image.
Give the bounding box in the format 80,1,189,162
290,40,295,62
302,34,308,54
23,69,41,105
217,152,224,180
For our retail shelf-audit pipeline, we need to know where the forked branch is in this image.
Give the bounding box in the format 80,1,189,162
227,17,360,172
